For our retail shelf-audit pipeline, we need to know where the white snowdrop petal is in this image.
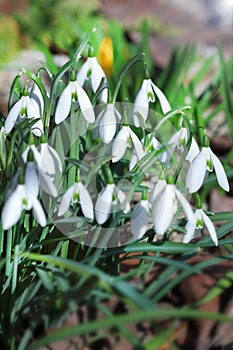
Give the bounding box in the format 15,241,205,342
1,185,24,230
29,83,44,115
112,126,128,163
150,179,166,204
183,220,196,243
57,184,75,216
129,149,139,171
131,200,148,239
76,60,89,87
75,82,95,123
39,170,58,197
186,137,200,163
40,143,56,176
4,99,22,134
202,210,218,246
27,97,41,119
152,185,175,235
25,162,39,199
186,148,208,193
77,182,94,220
210,149,230,192
98,104,120,144
47,144,62,172
133,81,150,127
95,184,114,225
55,84,72,124
151,81,171,114
90,58,107,91
175,189,194,224
32,197,47,227
129,128,145,161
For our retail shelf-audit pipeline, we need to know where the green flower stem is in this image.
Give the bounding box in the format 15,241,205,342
5,228,13,277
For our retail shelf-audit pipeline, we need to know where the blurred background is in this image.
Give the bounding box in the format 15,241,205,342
0,0,231,112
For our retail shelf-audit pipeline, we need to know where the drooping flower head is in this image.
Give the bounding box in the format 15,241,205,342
183,194,218,246
93,103,122,144
4,83,44,136
58,170,94,220
186,135,229,193
151,175,194,236
131,190,150,239
77,46,108,103
55,70,95,125
133,69,171,127
95,176,130,225
1,162,46,230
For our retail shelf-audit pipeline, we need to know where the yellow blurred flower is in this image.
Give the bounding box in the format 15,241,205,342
98,36,113,77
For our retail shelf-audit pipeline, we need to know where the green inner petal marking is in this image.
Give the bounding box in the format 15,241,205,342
73,193,80,202
206,158,213,172
196,218,203,229
71,92,78,102
147,91,154,102
20,107,27,118
87,68,92,78
22,198,27,207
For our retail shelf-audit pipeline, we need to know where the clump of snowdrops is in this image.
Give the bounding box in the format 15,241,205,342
0,30,230,250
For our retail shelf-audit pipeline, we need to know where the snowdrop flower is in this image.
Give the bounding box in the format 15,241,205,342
58,181,94,220
4,84,44,136
39,136,62,179
183,204,218,246
167,127,199,163
95,183,130,225
133,74,171,127
186,135,229,193
131,193,150,239
77,48,108,103
29,82,45,116
151,177,194,236
22,139,62,180
1,167,46,230
112,125,144,163
55,72,95,125
93,104,121,143
23,148,58,197
183,209,218,246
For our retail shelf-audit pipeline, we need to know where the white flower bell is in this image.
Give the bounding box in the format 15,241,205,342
1,165,46,230
183,208,218,246
77,47,108,103
4,84,44,136
95,182,130,225
131,192,150,239
58,180,94,220
133,72,171,127
55,71,95,125
93,104,121,144
151,176,194,236
186,135,229,193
